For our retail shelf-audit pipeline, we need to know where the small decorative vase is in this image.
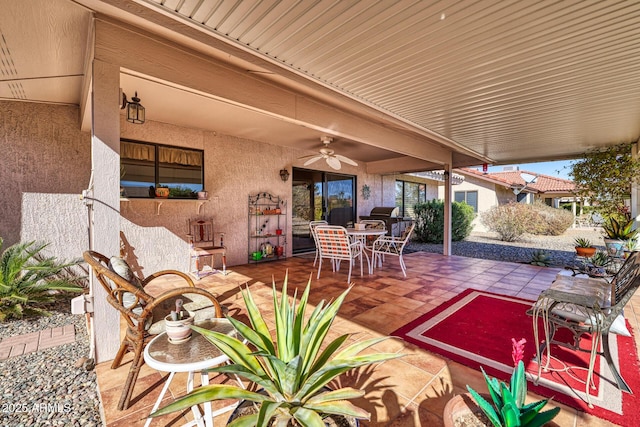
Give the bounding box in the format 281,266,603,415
164,311,194,344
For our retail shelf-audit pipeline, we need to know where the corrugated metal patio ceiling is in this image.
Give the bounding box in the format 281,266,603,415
142,0,640,164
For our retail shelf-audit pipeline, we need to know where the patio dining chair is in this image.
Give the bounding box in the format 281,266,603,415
83,250,223,411
315,225,368,283
309,220,328,266
371,222,415,277
359,219,387,250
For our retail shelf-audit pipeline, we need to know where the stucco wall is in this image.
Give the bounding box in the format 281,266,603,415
2,101,440,274
0,101,91,259
119,118,388,273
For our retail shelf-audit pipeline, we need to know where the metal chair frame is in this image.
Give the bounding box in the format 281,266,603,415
315,225,368,283
309,220,328,267
532,250,640,407
371,222,415,277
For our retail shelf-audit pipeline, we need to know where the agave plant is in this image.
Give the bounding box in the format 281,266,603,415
573,237,593,248
602,217,638,240
529,249,551,267
150,273,401,427
0,238,84,321
467,338,560,427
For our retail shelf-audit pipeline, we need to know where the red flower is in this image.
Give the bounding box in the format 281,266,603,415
511,338,526,366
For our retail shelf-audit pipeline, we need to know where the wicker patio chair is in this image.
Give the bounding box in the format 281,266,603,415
83,250,223,411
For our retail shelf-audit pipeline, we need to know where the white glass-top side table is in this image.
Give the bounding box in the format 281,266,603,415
143,318,240,427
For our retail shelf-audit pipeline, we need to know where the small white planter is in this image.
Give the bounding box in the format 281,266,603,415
164,311,195,344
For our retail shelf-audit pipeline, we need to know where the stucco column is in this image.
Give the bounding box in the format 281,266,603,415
443,164,452,256
91,59,121,363
632,143,639,220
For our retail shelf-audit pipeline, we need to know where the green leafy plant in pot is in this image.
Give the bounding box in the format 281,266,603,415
150,273,402,427
573,237,596,258
602,216,638,257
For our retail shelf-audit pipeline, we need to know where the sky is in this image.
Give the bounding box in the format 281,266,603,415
472,160,575,180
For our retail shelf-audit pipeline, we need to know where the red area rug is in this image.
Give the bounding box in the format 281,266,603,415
392,289,640,426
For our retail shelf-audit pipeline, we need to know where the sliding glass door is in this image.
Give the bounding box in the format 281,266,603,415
291,168,356,254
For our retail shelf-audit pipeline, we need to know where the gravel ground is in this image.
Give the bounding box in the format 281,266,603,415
407,227,606,267
0,226,606,427
0,298,102,427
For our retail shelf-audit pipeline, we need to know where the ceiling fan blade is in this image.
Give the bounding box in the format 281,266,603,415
334,154,358,166
303,155,323,166
326,156,342,170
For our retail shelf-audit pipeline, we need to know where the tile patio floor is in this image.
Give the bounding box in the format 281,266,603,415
97,252,640,426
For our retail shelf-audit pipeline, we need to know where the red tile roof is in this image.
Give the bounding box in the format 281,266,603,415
457,167,575,193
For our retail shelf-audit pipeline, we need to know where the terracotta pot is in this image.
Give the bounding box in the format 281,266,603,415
155,187,170,198
443,393,491,427
164,311,194,343
575,246,596,257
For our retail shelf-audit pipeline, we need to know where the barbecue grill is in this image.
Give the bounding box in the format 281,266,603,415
359,206,412,236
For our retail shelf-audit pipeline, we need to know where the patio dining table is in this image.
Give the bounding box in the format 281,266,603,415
345,227,387,273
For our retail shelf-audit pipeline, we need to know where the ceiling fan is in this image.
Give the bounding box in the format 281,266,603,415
299,137,358,170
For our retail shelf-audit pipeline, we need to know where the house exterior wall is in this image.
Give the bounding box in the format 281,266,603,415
438,175,512,232
0,101,91,260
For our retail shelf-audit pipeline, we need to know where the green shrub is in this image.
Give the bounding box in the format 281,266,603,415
413,200,475,243
0,238,85,321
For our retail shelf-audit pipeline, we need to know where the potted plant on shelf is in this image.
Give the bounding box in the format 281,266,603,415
444,338,560,427
573,237,597,257
150,273,402,426
155,184,170,198
602,216,638,257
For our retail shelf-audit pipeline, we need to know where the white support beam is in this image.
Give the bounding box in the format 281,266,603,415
90,58,121,363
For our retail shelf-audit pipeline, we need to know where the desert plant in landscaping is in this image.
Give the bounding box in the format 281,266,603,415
525,202,574,236
413,200,475,243
151,273,402,427
481,203,573,242
467,338,560,427
481,203,536,242
0,238,84,321
529,250,551,267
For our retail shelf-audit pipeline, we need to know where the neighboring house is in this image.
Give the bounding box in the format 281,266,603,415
438,167,577,232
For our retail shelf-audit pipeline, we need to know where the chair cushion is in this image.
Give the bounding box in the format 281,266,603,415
108,257,149,328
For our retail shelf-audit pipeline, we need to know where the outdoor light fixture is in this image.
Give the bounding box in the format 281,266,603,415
279,168,290,182
121,91,145,124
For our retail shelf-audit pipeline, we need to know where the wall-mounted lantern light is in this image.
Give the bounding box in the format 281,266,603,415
121,91,145,124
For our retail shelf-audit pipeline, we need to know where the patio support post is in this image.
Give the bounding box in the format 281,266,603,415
90,59,121,363
632,142,639,220
443,163,452,256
